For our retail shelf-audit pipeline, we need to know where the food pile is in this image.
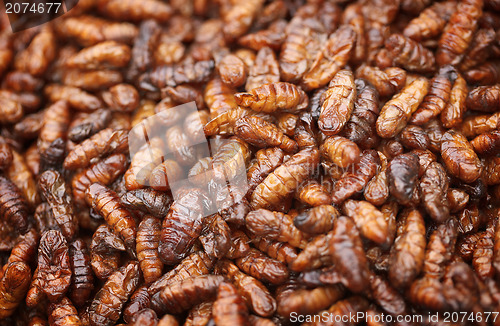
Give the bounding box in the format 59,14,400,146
0,0,500,325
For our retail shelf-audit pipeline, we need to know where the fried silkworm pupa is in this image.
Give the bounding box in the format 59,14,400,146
278,11,324,83
238,18,286,51
222,0,264,42
215,260,276,317
7,149,39,207
368,271,408,317
423,218,458,279
457,203,483,235
72,154,128,207
121,188,173,218
342,4,366,66
251,147,318,211
4,71,43,92
64,128,128,170
467,85,500,113
420,162,450,223
342,200,389,245
159,188,210,265
252,237,297,266
295,181,331,207
245,47,280,92
494,216,500,275
459,28,496,72
403,1,457,41
14,26,56,76
44,84,103,112
39,170,78,241
13,110,44,140
448,188,470,213
0,175,29,234
471,130,500,155
68,110,111,144
441,129,482,183
90,224,125,280
204,77,237,117
320,136,361,168
48,297,81,326
88,261,140,326
328,216,370,293
203,107,267,137
409,65,456,126
301,25,356,90
407,276,448,312
440,73,467,128
388,153,420,206
276,283,344,319
355,65,406,98
0,34,11,78
331,149,380,205
184,302,212,326
458,232,482,262
164,125,201,167
235,116,297,153
124,285,151,323
388,209,426,289
97,0,172,22
294,205,338,235
289,232,333,272
340,78,380,149
385,33,436,73
62,69,124,92
294,111,318,150
199,214,231,259
224,231,251,260
212,282,249,326
318,69,356,136
69,239,94,307
376,77,429,138
235,82,308,114
30,230,71,303
464,61,500,85
151,275,225,314
3,228,39,271
147,250,215,297
34,202,58,235
235,248,289,285
129,308,160,326
459,112,500,138
482,156,500,186
217,53,247,88
246,147,285,198
137,216,163,284
39,138,66,173
364,163,390,207
246,209,309,249
436,0,483,66
0,262,31,319
473,225,495,280
316,296,369,323
38,100,70,153
148,159,184,191
127,19,160,78
185,110,210,143
139,60,214,91
85,183,137,254
66,41,131,70
101,84,139,112
124,137,164,190
276,113,298,138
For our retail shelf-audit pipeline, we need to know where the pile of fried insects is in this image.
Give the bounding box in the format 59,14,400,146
0,0,500,325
